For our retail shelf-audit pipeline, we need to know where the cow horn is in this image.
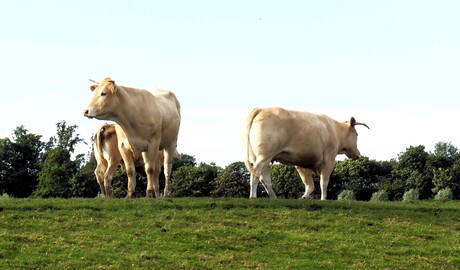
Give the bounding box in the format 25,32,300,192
356,122,370,129
89,79,100,84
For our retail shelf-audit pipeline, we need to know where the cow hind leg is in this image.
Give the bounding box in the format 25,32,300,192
125,167,137,199
94,165,106,198
103,162,119,198
249,173,259,198
253,158,276,199
295,166,314,199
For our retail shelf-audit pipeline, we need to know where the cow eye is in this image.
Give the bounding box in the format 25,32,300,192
101,91,107,96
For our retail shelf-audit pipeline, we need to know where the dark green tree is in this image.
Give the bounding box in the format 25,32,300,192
69,153,100,197
0,126,44,197
171,162,218,197
330,157,387,200
212,161,249,198
34,121,84,198
385,145,432,200
429,142,460,198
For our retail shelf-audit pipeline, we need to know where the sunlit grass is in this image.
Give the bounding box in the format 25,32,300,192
1,198,459,269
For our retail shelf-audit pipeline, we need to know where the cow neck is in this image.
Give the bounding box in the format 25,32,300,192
336,122,350,153
111,86,151,151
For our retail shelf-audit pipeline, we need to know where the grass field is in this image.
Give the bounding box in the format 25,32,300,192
0,198,459,269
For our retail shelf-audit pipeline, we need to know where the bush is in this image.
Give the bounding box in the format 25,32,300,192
434,187,454,201
0,193,11,199
371,190,389,201
337,190,356,201
403,189,420,202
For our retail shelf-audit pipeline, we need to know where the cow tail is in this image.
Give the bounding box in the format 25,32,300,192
245,108,262,177
95,125,106,163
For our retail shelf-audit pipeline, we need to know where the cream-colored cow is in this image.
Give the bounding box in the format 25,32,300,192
243,107,369,200
85,78,181,198
93,123,164,198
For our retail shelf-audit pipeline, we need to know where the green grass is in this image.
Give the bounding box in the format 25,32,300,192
1,198,459,269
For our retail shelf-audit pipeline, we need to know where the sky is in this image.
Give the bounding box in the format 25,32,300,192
1,0,460,166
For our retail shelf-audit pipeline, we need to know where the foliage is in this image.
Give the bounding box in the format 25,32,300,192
403,188,420,202
1,198,459,269
34,121,84,198
370,190,389,201
330,157,389,200
434,187,454,201
0,127,44,197
270,164,304,198
69,154,99,198
33,147,76,198
171,163,219,197
430,143,460,199
212,161,250,198
385,145,433,200
337,189,356,200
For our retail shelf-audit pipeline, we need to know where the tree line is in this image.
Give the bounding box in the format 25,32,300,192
1,121,459,200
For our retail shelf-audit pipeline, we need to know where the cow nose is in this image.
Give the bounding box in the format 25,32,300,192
83,109,92,118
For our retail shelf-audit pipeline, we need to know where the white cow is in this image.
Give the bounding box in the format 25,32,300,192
84,77,181,198
243,107,369,200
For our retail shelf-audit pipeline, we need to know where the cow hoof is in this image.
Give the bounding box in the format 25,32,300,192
146,190,155,198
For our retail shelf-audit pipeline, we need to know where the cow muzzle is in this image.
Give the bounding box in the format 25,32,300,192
83,109,94,119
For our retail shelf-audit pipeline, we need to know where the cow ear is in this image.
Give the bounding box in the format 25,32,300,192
107,80,117,94
90,85,98,92
350,117,356,128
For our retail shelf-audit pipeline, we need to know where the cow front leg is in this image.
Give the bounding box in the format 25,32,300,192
295,166,314,199
162,149,174,197
143,151,160,198
145,162,160,198
319,162,335,200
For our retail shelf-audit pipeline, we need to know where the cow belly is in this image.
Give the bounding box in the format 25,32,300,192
273,152,320,171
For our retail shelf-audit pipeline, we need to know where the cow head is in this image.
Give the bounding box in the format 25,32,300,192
340,117,369,160
84,77,118,120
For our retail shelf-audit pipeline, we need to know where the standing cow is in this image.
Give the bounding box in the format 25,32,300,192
93,123,165,198
243,107,369,200
84,77,181,198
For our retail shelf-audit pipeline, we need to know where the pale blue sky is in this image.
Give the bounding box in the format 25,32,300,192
1,1,459,166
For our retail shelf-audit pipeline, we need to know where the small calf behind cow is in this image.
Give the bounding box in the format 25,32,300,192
93,123,166,198
242,107,369,200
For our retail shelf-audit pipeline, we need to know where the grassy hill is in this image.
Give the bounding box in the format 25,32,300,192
1,198,459,269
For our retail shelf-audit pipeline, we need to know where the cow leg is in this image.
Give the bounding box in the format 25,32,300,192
125,166,137,199
259,170,276,198
154,152,163,197
142,151,160,198
94,164,107,198
319,162,335,200
295,166,314,199
162,150,174,197
249,173,259,198
103,162,119,198
253,158,276,198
